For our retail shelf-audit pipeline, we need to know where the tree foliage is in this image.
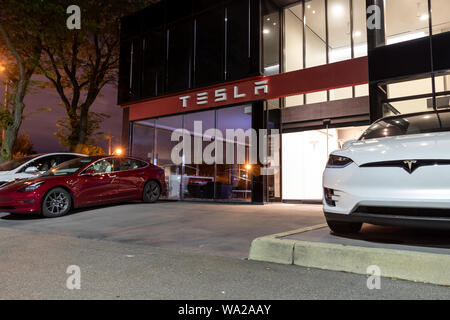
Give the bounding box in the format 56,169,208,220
38,0,149,151
12,133,34,158
0,0,56,161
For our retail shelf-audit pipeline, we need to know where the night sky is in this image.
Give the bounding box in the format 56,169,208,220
0,78,123,154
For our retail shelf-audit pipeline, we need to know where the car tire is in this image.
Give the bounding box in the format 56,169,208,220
326,220,362,234
143,180,161,203
42,188,72,218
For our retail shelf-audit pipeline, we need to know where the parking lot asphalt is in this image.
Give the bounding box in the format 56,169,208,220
0,201,325,258
1,226,449,300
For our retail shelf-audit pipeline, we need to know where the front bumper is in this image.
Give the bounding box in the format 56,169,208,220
324,211,450,230
323,162,450,229
0,190,41,214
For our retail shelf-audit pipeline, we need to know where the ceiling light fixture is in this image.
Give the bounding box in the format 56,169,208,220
263,29,270,34
420,14,429,21
332,4,344,17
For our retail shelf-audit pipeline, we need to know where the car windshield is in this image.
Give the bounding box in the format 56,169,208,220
0,156,37,171
360,111,450,141
42,157,94,177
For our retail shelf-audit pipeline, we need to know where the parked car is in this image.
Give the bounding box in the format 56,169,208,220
323,110,450,233
0,153,87,186
0,156,166,217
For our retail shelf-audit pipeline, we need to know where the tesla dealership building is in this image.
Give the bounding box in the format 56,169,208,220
118,0,450,203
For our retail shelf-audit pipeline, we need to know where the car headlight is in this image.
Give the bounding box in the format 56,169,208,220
18,181,45,193
327,155,354,168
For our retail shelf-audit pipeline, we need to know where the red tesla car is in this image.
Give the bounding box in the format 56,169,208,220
0,156,166,218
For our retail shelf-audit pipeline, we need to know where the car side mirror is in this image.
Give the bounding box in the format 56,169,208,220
342,139,357,149
25,166,39,174
83,169,96,176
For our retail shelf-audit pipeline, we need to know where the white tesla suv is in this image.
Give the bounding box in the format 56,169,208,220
323,110,450,233
0,153,86,187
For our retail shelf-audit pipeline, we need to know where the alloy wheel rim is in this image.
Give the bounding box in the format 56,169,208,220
45,191,69,215
146,183,160,201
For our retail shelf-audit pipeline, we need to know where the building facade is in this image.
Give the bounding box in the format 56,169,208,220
118,0,450,203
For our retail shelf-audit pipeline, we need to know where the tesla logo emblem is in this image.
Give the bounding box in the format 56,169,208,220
403,160,418,174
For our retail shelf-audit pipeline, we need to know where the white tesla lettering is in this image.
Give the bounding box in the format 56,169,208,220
180,96,191,108
233,86,246,99
215,88,227,102
254,80,268,95
179,81,269,108
197,92,208,105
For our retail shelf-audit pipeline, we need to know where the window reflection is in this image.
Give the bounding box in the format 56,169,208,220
183,110,216,200
216,105,254,202
156,115,183,200
131,104,262,202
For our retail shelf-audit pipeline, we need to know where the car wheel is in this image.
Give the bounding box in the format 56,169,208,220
326,220,362,234
42,188,72,218
143,180,161,203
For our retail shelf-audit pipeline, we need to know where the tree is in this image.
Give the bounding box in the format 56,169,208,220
73,144,105,156
0,1,54,162
12,133,34,159
39,0,148,152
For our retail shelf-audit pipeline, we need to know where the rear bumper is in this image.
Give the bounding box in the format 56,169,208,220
324,211,450,230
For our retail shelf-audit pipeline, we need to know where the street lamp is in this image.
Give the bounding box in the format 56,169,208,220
113,148,123,156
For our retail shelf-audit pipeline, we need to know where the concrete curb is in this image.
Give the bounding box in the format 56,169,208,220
248,224,327,265
249,224,450,286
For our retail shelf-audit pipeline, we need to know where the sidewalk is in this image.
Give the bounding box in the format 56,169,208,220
249,224,450,286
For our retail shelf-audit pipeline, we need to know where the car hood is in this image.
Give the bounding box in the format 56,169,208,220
0,175,53,191
333,132,450,166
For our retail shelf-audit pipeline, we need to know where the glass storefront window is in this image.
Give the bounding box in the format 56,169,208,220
305,0,326,104
305,0,326,68
263,6,281,75
328,0,354,101
352,0,367,57
285,94,304,107
330,87,353,101
216,105,254,202
383,98,432,117
132,120,155,163
328,0,351,63
131,103,269,203
431,0,450,35
384,0,430,46
306,90,327,104
436,73,450,93
284,4,303,73
387,78,433,99
183,110,216,200
354,84,369,97
155,115,183,200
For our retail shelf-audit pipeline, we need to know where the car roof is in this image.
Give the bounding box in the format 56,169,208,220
378,109,450,123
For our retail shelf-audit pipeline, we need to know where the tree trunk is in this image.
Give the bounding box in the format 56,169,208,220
77,105,89,146
0,126,19,162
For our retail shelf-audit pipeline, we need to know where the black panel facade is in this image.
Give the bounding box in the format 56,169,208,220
368,37,432,84
194,6,225,87
118,0,261,105
166,19,193,93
